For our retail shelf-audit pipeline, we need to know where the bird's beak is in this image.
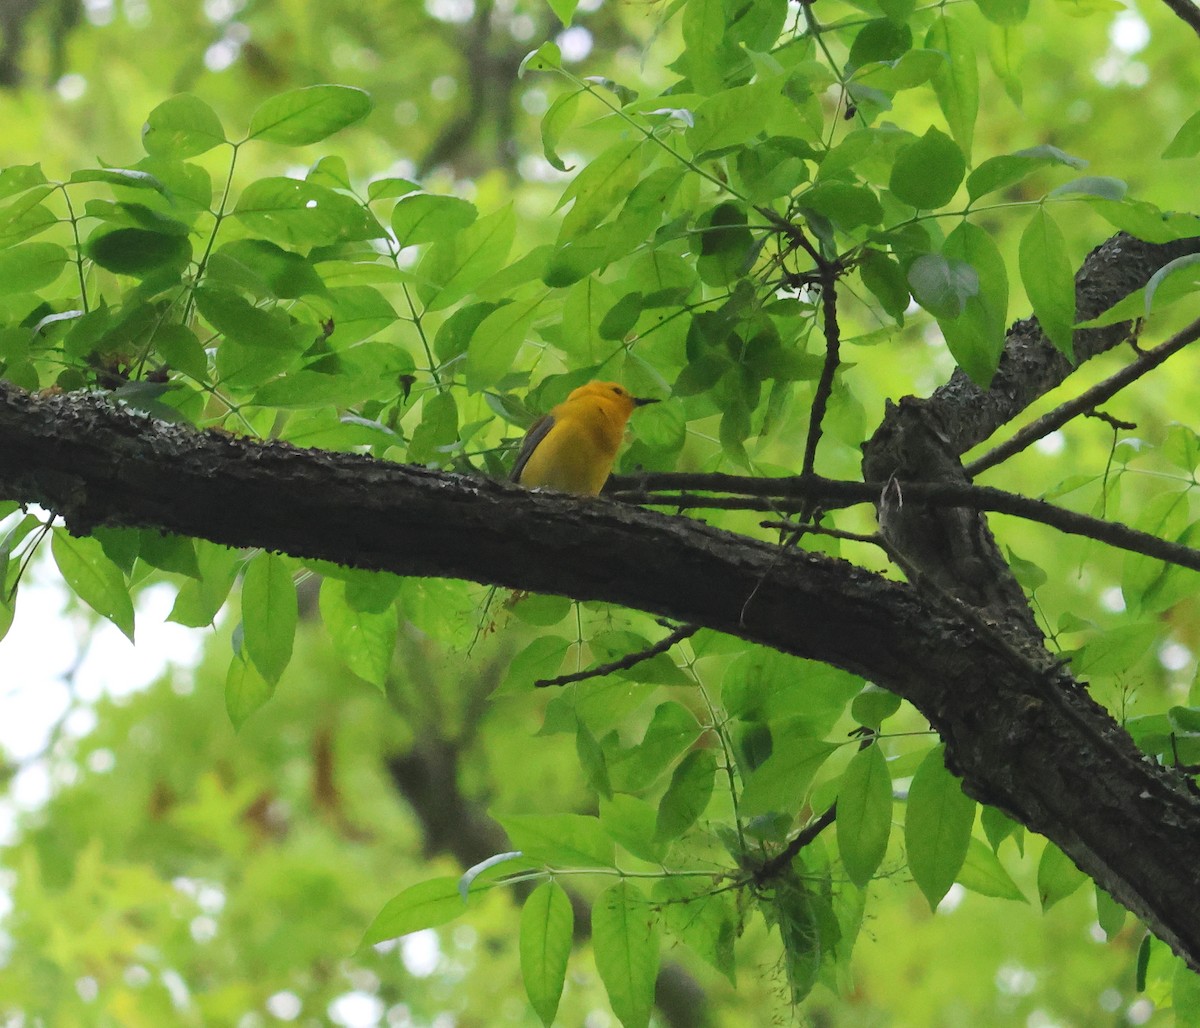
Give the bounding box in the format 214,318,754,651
633,396,660,407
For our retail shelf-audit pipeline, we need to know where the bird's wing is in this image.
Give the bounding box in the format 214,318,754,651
510,413,556,482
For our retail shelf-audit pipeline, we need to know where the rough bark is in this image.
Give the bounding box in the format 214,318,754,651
4,232,1200,972
2,377,1200,967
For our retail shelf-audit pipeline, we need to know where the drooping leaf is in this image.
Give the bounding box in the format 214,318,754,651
52,531,135,641
520,882,574,1026
1019,206,1076,358
240,552,297,686
904,744,975,910
837,743,893,887
1037,841,1086,910
319,577,397,689
592,881,659,1028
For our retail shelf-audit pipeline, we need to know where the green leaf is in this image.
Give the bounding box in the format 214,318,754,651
225,653,273,728
547,0,578,26
319,577,397,689
154,323,209,381
558,138,645,240
194,286,306,351
0,164,48,201
890,127,965,209
407,389,459,465
652,873,734,988
361,877,466,946
391,192,478,248
498,812,616,867
1174,961,1200,1025
541,89,582,172
685,81,780,155
905,744,975,910
593,881,659,1028
981,805,1022,853
682,0,728,94
1144,253,1200,319
606,701,702,792
420,204,516,312
1095,885,1127,939
1048,175,1127,201
211,239,326,300
465,297,541,392
142,94,227,158
654,748,716,841
577,722,613,799
776,883,821,1003
69,167,167,193
1037,841,1086,910
850,684,901,727
52,531,135,641
240,552,297,686
739,738,837,817
85,228,191,277
837,743,892,887
233,177,384,246
938,219,1009,385
848,19,912,69
927,15,978,156
1164,110,1200,158
858,249,910,321
967,144,1086,202
600,794,667,863
520,882,573,1027
957,836,1025,901
246,85,372,145
518,42,562,76
138,531,201,578
168,542,240,627
974,0,1029,24
652,877,736,984
800,182,883,232
0,241,68,294
1020,207,1075,358
908,253,978,319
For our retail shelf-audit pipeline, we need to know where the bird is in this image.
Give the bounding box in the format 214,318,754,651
510,380,659,495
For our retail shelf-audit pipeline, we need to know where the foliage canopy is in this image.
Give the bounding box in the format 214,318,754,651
4,0,1200,1025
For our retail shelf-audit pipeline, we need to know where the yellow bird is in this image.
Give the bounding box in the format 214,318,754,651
510,380,659,495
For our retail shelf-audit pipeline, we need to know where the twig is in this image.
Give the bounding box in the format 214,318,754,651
753,804,837,885
965,314,1200,476
612,473,1200,574
756,206,844,482
1160,0,1200,37
534,621,700,688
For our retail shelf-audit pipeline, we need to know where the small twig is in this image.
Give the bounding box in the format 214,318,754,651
1160,0,1200,37
760,520,886,548
534,621,700,688
1084,409,1137,432
612,473,1200,575
965,314,1200,477
753,804,838,885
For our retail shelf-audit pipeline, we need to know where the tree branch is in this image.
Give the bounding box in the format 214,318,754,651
1161,0,1200,37
1,381,1199,968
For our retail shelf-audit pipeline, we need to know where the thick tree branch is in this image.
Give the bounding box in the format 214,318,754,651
1,382,1199,968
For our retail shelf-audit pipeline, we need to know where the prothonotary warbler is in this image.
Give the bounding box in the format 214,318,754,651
510,380,659,495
